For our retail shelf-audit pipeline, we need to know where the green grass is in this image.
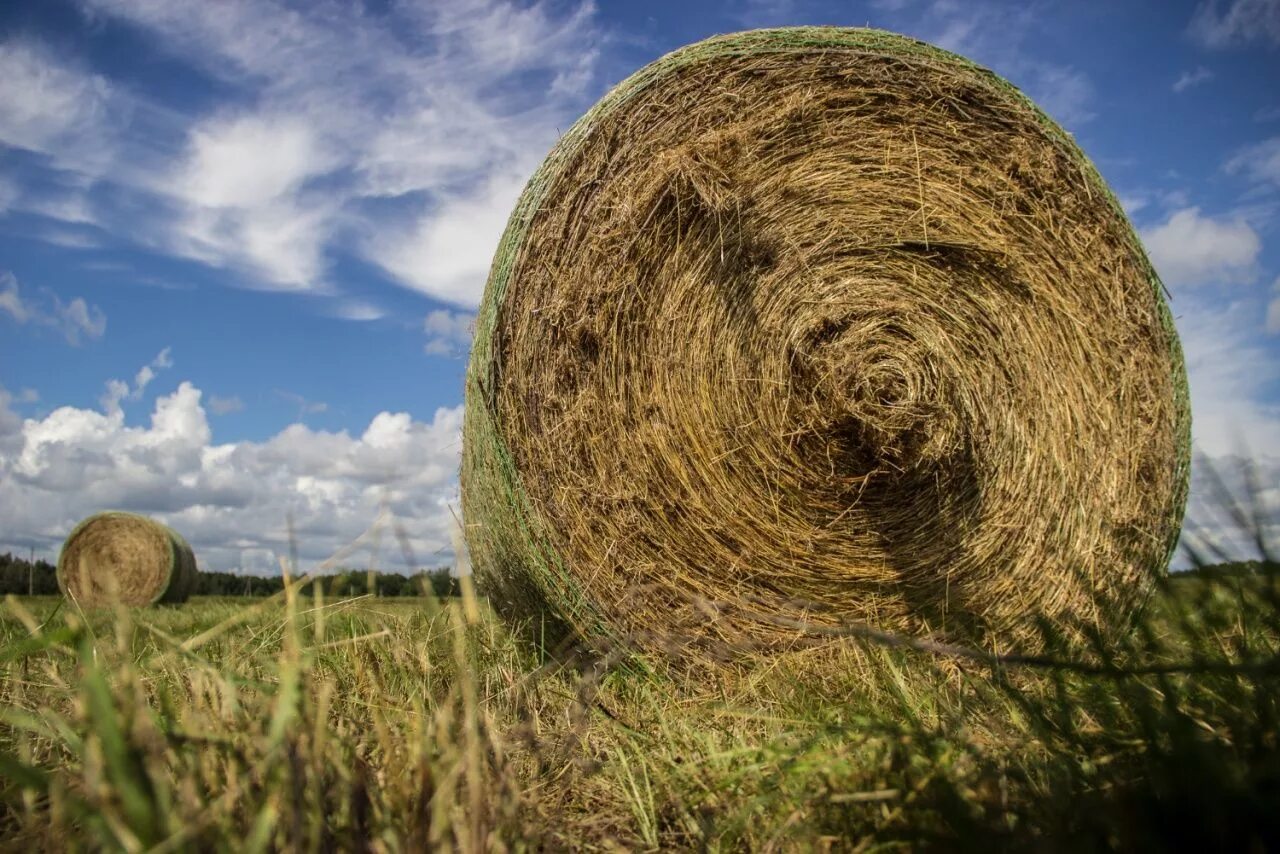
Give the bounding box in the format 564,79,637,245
1,566,1278,851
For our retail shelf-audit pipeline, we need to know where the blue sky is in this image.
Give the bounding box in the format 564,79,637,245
1,0,1278,573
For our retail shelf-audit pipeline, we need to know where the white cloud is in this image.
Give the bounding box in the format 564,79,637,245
0,273,29,323
330,300,384,322
875,0,1096,129
1267,277,1280,334
1180,454,1280,566
1226,136,1280,190
1140,207,1261,287
424,309,476,357
373,171,528,306
38,228,103,250
0,175,17,215
0,271,107,345
276,390,328,419
1173,293,1280,458
0,380,464,572
207,395,244,415
734,0,803,26
1024,65,1095,127
1173,66,1214,92
0,41,113,169
99,348,173,414
1189,0,1280,47
45,0,605,304
0,386,25,445
131,347,172,399
20,191,99,226
172,194,337,290
178,114,330,209
1118,194,1149,216
99,379,130,415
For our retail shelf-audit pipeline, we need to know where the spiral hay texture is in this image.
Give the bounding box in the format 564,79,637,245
57,512,197,607
462,28,1190,660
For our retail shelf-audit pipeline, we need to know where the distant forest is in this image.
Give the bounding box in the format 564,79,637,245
0,552,460,598
0,552,1270,599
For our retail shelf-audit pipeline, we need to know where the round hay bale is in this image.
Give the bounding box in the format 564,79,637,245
57,512,197,607
462,27,1190,660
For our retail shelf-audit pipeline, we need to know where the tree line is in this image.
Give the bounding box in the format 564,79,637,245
0,552,460,598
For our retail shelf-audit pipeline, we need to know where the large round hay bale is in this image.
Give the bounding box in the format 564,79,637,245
462,27,1190,660
57,512,197,607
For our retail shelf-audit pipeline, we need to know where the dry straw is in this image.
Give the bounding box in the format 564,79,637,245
57,512,197,607
462,27,1191,661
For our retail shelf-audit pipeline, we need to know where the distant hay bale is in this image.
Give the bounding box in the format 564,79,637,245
461,27,1190,660
57,512,197,607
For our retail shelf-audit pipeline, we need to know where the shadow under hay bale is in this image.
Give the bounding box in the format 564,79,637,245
462,27,1191,663
56,512,198,607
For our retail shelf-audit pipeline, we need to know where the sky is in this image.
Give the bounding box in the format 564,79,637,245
1,0,1278,575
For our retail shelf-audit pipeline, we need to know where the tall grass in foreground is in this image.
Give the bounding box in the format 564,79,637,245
1,482,1278,850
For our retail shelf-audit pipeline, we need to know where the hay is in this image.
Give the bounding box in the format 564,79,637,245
462,27,1191,660
57,512,197,607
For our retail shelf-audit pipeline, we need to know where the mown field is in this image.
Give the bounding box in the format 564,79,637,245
1,570,1277,851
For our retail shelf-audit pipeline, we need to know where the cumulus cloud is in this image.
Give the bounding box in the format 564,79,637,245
424,309,476,357
1188,0,1280,47
0,380,464,573
0,271,107,345
1173,66,1214,92
1140,207,1261,287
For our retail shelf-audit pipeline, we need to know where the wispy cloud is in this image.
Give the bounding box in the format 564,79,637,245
1188,0,1280,48
0,271,106,345
329,300,385,322
872,0,1096,128
207,394,245,415
1173,66,1215,93
0,41,115,171
100,347,173,413
1226,136,1280,191
1266,277,1280,334
0,0,608,308
276,389,328,419
423,309,476,357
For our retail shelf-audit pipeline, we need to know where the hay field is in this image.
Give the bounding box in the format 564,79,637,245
1,561,1277,851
